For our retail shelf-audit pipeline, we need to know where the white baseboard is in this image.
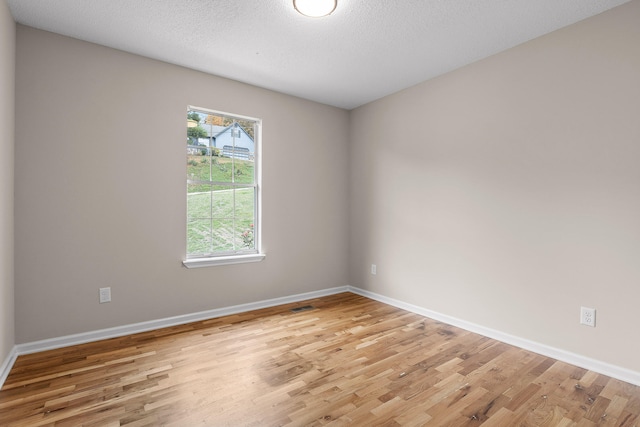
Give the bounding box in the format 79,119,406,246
0,286,349,389
16,286,349,356
3,285,638,390
348,286,640,387
0,345,18,389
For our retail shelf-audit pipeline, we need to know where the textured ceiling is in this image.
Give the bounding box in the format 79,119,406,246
7,0,632,109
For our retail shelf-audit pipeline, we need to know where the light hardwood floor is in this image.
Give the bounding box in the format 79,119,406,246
1,292,639,426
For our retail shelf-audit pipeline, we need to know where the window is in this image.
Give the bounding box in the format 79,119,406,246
183,107,263,268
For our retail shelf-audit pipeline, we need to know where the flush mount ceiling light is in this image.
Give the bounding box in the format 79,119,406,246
293,0,337,18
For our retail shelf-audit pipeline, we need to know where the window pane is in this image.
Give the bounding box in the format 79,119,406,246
211,187,256,250
211,157,234,183
232,158,255,184
187,150,213,182
187,218,212,255
211,186,234,218
235,188,256,251
211,219,236,252
236,221,255,251
233,187,255,223
187,184,212,219
187,186,256,255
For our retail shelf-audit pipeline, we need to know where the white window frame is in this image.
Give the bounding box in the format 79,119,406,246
183,106,264,268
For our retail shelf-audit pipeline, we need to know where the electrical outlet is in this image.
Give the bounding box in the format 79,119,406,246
99,287,111,304
371,264,377,275
580,306,595,327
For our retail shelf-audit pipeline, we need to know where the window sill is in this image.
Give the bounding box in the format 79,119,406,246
182,253,266,269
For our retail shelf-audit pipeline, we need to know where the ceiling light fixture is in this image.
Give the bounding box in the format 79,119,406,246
293,0,337,18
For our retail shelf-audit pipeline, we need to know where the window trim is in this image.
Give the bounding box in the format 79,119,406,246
184,106,264,267
182,253,265,269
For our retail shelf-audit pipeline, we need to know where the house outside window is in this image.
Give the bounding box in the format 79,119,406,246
183,107,264,268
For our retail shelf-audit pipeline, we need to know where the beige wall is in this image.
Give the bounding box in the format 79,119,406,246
349,1,640,372
14,26,350,343
0,0,15,364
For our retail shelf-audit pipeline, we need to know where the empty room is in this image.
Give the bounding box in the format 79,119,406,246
1,0,640,425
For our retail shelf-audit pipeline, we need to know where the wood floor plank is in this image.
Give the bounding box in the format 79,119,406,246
1,292,639,426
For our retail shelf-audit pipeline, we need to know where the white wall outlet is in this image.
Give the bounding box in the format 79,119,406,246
580,306,595,327
99,287,111,304
371,264,377,275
